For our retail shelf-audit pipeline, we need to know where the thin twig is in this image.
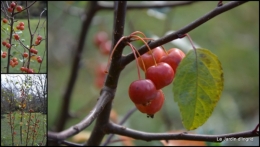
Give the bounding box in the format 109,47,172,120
120,1,248,66
105,122,259,142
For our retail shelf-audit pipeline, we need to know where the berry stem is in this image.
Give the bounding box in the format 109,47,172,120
105,36,126,73
159,44,168,55
184,34,197,51
127,42,142,80
131,35,158,66
127,42,146,73
130,31,147,40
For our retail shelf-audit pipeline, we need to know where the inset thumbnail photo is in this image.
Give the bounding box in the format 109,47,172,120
1,74,47,146
1,1,47,73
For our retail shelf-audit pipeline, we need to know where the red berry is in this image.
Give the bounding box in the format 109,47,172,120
37,35,42,41
37,58,42,63
16,6,23,12
14,34,20,40
23,52,28,58
16,25,21,30
19,25,24,30
145,62,174,89
3,18,8,24
10,2,16,8
137,47,166,71
34,49,38,54
6,43,11,49
2,41,7,46
19,22,25,26
8,7,13,13
30,48,38,54
94,63,107,88
24,67,28,73
2,53,7,58
27,69,34,73
128,79,158,105
160,48,185,73
14,61,19,65
35,40,40,45
99,40,111,55
30,48,34,53
135,90,165,117
12,57,18,62
94,31,108,47
20,67,26,72
10,60,14,65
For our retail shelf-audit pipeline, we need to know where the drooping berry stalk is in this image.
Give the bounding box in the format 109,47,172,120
131,35,158,66
105,36,126,73
127,42,142,80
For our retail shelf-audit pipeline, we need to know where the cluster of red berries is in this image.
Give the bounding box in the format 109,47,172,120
2,51,7,58
10,57,19,68
2,40,11,49
36,56,42,63
7,2,23,13
35,35,42,45
20,66,34,73
93,31,112,55
120,32,186,118
130,47,185,118
13,34,20,40
16,22,25,30
93,31,112,89
30,48,38,54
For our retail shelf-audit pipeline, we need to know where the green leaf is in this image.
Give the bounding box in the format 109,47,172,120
173,48,224,130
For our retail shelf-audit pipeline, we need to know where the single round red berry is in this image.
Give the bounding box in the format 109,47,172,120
35,40,40,45
19,25,24,30
10,2,16,8
16,6,23,12
2,41,7,46
160,48,185,73
3,18,8,24
19,22,25,26
23,52,28,58
37,58,42,63
94,31,108,47
14,34,20,40
37,35,42,41
145,62,174,90
137,47,166,71
135,90,165,117
2,53,7,58
128,79,158,105
6,43,11,49
8,7,13,13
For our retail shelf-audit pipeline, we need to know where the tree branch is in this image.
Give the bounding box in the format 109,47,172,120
84,1,128,146
48,87,114,141
120,1,248,66
105,122,259,142
102,107,137,146
54,1,98,132
98,1,197,9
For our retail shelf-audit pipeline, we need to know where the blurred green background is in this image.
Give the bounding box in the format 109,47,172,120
48,1,259,146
